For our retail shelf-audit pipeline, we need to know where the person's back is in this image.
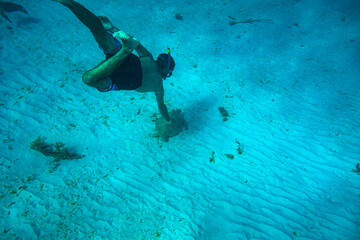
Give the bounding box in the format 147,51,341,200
136,55,163,93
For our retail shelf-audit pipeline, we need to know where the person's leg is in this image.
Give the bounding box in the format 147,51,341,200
82,46,133,88
53,0,117,53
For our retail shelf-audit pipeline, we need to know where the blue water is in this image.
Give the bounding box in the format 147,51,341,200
0,0,359,239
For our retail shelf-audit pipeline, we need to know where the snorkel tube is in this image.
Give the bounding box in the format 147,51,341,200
163,48,172,80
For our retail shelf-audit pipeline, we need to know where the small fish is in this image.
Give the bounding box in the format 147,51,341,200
0,1,28,23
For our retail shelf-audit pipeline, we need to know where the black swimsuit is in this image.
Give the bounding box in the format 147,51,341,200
97,36,142,92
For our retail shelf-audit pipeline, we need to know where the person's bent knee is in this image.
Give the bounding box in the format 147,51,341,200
82,72,94,86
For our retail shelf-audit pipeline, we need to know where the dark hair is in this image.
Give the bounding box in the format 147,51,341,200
156,53,175,71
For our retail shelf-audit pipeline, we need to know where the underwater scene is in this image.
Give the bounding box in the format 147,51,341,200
0,0,359,239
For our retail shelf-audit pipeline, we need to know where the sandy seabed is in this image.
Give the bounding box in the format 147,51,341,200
0,0,359,239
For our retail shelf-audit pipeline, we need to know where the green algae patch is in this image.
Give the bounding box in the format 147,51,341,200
30,136,84,162
352,163,360,174
218,107,230,122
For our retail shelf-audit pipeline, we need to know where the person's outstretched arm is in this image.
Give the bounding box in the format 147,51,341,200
155,90,171,122
155,92,183,128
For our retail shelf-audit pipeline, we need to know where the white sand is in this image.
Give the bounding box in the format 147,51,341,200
0,0,359,239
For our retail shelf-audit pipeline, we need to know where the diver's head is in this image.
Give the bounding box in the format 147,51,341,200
156,49,175,80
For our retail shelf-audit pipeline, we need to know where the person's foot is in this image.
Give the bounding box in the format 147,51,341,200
113,30,140,49
98,15,118,32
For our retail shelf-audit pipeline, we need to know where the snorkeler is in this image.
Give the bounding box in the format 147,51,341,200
51,0,180,127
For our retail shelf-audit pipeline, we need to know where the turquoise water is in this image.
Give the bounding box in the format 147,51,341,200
0,0,359,239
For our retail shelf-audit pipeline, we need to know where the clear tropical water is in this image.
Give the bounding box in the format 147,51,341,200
0,0,359,239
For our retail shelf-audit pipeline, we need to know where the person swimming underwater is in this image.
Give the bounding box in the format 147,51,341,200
51,0,181,127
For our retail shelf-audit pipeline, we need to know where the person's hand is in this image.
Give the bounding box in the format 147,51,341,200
113,31,140,49
168,118,182,128
112,30,128,40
